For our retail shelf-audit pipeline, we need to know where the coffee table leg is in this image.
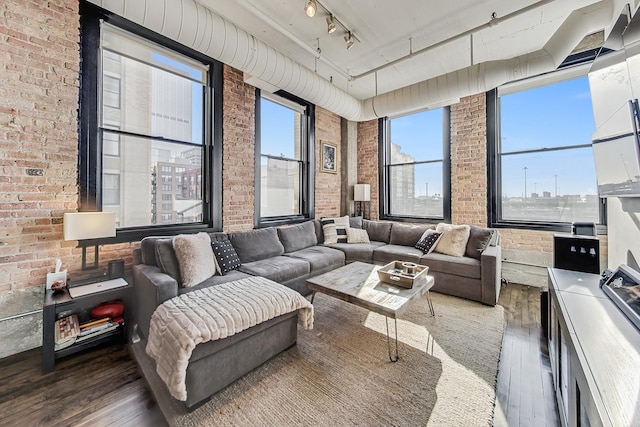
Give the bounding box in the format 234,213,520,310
427,291,435,317
310,292,316,304
385,316,399,362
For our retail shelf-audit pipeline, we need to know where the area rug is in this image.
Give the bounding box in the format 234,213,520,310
163,292,505,426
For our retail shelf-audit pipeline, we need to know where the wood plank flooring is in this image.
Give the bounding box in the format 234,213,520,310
0,283,558,426
494,284,560,427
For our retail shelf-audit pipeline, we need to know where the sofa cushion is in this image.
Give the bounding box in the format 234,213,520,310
434,223,471,257
415,230,442,254
327,241,385,263
465,226,495,260
173,233,217,287
229,227,285,263
277,221,318,253
373,244,424,264
389,223,433,247
363,220,392,243
346,228,370,243
285,246,345,272
239,256,310,283
420,252,481,279
155,238,182,283
321,216,350,244
211,240,241,275
349,216,363,229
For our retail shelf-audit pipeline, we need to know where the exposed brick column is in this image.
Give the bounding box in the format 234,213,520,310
450,93,488,226
0,0,81,290
222,65,256,232
315,106,342,218
357,120,379,220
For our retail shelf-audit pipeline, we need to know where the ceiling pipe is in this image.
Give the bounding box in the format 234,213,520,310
350,0,556,81
88,0,627,122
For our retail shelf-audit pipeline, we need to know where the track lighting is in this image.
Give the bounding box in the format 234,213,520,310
345,32,354,50
304,0,316,17
326,15,336,33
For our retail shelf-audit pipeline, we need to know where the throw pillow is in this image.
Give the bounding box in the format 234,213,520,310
434,223,471,257
321,216,350,244
465,226,495,260
415,229,443,254
173,233,216,287
211,240,241,275
346,227,370,243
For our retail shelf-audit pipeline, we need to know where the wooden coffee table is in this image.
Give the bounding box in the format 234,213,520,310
306,261,435,362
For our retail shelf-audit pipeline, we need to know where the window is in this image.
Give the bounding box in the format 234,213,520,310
380,108,451,221
102,75,120,109
489,67,605,230
256,91,314,226
79,4,223,241
103,130,120,157
103,173,120,205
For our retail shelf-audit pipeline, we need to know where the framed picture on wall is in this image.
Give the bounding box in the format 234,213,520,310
321,141,337,173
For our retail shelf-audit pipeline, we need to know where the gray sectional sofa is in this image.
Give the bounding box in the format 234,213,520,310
131,217,501,408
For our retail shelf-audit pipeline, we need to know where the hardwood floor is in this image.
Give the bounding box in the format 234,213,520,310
0,283,558,426
494,284,560,427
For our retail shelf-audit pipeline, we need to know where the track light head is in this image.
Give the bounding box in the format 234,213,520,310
326,15,336,33
344,32,355,50
304,0,317,17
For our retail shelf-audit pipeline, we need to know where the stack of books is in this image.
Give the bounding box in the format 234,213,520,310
54,314,124,351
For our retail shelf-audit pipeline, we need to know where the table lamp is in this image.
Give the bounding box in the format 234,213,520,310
63,212,116,270
354,184,371,218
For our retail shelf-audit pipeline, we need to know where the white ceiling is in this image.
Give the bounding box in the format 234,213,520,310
195,0,621,101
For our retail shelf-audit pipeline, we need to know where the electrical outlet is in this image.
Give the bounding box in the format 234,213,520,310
26,168,44,176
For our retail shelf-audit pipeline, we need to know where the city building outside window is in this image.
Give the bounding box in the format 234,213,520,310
78,5,224,239
490,68,605,230
381,108,451,221
257,92,313,225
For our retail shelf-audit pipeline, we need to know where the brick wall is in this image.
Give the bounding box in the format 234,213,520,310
221,65,256,232
315,106,342,218
0,0,83,290
450,93,487,226
357,120,379,220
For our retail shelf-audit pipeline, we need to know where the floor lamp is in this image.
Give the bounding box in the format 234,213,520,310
354,184,370,219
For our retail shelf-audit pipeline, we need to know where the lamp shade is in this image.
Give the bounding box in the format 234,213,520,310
354,184,371,202
63,212,116,241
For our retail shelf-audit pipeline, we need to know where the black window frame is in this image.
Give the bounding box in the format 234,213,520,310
487,59,607,233
78,2,223,245
378,109,452,223
254,89,315,228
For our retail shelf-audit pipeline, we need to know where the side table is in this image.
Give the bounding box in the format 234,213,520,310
42,280,133,374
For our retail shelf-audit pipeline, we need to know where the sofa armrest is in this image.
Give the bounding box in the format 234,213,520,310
480,244,502,306
132,264,179,339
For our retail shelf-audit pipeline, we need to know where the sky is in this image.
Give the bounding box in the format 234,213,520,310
261,98,297,158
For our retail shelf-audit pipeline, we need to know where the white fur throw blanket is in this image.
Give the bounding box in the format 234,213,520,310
145,276,314,401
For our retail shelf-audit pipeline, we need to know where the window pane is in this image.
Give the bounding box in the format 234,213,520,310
501,147,599,222
390,109,443,163
389,162,443,217
103,173,120,205
500,77,595,153
261,98,300,159
103,130,120,156
102,75,120,109
260,156,300,217
102,133,202,228
101,49,204,144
